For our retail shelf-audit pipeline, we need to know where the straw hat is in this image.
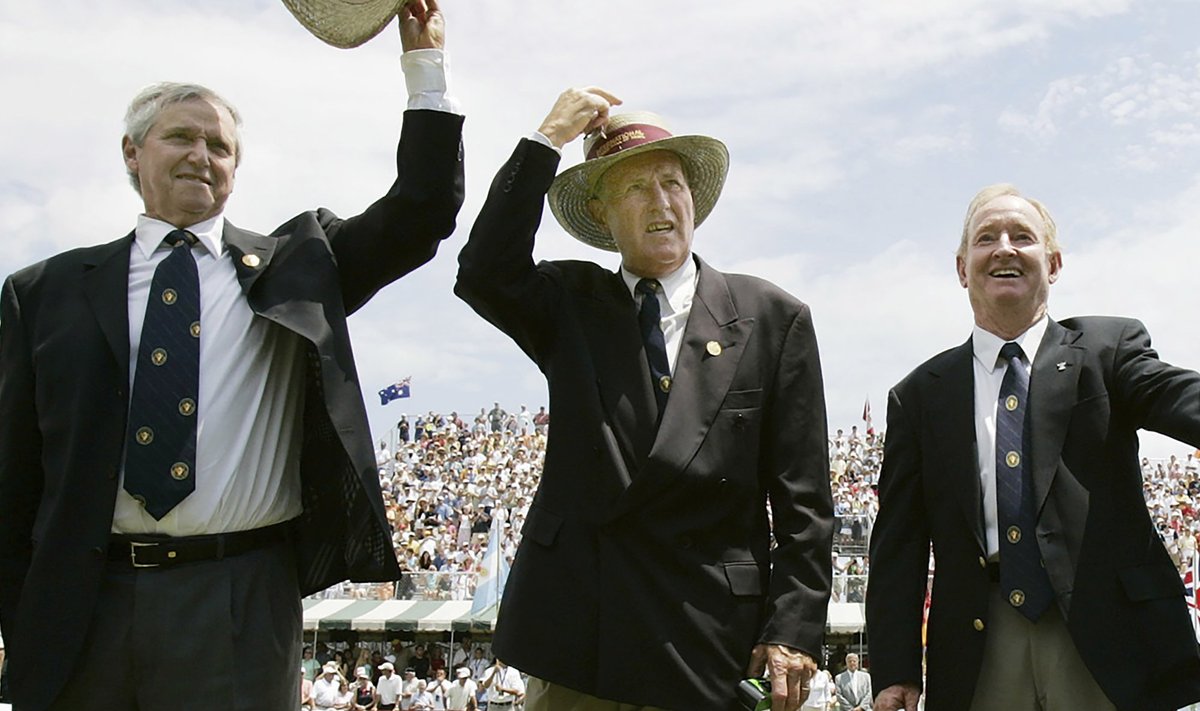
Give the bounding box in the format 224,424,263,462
282,0,409,49
547,111,729,252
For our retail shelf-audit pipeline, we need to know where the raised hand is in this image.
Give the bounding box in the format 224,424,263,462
537,87,623,149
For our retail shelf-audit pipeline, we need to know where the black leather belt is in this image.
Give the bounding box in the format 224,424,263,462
108,521,290,569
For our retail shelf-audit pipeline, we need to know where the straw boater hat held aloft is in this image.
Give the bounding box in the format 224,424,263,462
547,111,730,252
282,0,410,48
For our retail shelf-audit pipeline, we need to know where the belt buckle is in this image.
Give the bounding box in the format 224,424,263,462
129,541,160,568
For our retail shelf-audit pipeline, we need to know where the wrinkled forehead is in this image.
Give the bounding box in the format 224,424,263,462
968,195,1045,237
594,149,687,194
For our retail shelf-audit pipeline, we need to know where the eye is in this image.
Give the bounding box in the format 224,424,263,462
974,232,996,244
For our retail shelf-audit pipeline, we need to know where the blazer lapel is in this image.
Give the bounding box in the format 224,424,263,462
222,221,276,295
928,339,986,553
82,233,135,369
620,258,753,508
1029,319,1084,516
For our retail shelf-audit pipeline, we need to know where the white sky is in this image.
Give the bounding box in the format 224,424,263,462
2,0,1197,457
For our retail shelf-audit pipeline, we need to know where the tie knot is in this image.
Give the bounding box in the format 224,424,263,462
165,229,198,248
999,342,1024,364
636,278,661,297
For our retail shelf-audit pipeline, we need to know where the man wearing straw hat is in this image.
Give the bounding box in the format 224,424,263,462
0,2,462,710
456,88,833,711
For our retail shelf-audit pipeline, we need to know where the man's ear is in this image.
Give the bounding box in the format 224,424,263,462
586,198,607,231
122,135,138,173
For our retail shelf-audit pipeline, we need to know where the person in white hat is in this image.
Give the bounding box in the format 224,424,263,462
0,3,464,710
314,662,345,711
445,667,478,711
377,661,403,710
456,88,833,710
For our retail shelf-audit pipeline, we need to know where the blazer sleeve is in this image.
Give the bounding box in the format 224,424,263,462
0,275,44,655
758,305,834,657
864,387,931,695
454,138,564,367
319,109,466,315
1110,319,1200,447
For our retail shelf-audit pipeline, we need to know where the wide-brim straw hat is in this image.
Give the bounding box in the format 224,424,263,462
548,111,729,252
282,0,408,49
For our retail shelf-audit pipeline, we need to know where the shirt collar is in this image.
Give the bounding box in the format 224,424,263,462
620,254,697,314
971,314,1050,373
133,213,225,261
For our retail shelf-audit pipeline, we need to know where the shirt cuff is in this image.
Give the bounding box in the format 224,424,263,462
528,131,562,155
401,48,461,114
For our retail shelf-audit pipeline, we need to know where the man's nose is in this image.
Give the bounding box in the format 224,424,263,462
187,139,210,166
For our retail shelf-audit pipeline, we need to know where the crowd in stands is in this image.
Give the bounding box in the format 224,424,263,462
300,639,521,710
319,404,1200,604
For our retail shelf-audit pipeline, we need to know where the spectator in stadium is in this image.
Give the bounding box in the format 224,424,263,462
303,645,321,681
428,667,452,709
834,653,872,711
376,662,402,711
801,658,835,711
480,659,524,709
0,6,463,711
302,666,315,711
353,667,379,710
400,667,420,710
446,667,478,711
867,184,1200,710
313,662,344,711
456,88,832,710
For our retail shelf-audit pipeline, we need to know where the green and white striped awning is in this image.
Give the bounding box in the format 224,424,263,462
301,599,498,633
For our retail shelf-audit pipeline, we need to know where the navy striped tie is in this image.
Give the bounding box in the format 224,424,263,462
636,278,671,417
996,342,1055,621
123,229,200,519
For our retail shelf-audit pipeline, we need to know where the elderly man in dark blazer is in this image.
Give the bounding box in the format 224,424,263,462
456,87,833,711
866,184,1200,711
0,4,463,710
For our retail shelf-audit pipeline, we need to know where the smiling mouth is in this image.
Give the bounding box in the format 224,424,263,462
647,222,674,234
989,268,1022,278
177,174,211,185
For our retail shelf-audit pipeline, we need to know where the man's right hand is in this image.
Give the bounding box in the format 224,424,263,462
875,683,921,711
537,87,623,149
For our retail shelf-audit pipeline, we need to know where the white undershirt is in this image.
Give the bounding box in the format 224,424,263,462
113,49,458,535
971,315,1048,557
621,256,697,375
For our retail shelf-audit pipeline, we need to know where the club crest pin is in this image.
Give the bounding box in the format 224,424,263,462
706,341,722,357
241,254,262,269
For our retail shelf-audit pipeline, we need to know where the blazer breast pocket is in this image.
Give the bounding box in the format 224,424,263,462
720,388,763,411
523,504,563,548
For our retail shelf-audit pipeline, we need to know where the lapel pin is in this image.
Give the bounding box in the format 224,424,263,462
706,341,722,357
241,254,262,269
1056,362,1069,371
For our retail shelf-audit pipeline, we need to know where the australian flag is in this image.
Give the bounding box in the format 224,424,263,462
378,376,411,405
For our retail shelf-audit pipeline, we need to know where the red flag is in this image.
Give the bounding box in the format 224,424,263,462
862,397,874,435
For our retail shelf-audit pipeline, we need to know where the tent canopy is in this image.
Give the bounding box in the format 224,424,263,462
302,599,497,633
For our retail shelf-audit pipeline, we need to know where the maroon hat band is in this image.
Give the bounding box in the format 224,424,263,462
586,123,674,161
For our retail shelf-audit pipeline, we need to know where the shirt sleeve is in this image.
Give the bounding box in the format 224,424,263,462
401,48,461,114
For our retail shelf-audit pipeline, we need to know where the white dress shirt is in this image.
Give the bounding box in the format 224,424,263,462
971,315,1048,558
114,49,458,535
621,255,697,375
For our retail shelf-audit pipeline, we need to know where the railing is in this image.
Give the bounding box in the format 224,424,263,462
833,514,871,554
308,572,480,601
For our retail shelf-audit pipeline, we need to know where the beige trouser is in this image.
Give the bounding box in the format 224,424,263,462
968,585,1116,710
524,676,670,711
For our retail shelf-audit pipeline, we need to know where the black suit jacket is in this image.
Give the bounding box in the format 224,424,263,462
455,139,833,710
0,110,464,711
866,316,1200,710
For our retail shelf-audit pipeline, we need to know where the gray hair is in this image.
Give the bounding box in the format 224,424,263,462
123,82,243,194
959,183,1061,259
